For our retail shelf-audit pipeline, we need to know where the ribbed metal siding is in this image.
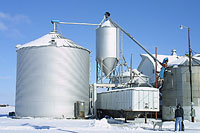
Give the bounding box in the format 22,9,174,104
162,66,200,121
16,46,89,118
97,87,159,112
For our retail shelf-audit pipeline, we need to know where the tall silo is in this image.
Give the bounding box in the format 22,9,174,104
96,20,120,76
16,31,90,118
162,65,200,121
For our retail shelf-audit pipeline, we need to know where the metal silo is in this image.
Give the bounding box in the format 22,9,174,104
96,20,120,76
16,32,90,118
162,65,200,121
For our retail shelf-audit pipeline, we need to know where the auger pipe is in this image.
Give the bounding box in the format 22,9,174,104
107,17,162,65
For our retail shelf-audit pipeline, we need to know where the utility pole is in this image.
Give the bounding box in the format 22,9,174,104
180,25,194,122
188,27,194,122
155,47,158,120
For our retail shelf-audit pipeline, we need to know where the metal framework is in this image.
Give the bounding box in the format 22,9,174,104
51,13,160,117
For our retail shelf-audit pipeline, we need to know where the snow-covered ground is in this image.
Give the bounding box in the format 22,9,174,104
1,106,200,132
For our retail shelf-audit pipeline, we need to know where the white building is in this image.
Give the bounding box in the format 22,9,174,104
137,49,180,84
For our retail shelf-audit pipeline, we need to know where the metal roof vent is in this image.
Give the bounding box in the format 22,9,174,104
171,49,177,56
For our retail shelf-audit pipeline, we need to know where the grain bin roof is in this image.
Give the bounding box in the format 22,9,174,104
16,31,90,53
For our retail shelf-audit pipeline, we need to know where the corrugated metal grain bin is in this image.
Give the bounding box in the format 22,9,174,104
162,65,200,121
15,32,90,118
97,87,159,112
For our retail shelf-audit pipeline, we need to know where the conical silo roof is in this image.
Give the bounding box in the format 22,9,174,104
16,31,90,53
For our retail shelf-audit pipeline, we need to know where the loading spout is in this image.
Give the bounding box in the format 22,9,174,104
105,13,162,65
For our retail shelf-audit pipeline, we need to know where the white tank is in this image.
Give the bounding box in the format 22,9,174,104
96,20,120,76
15,32,90,118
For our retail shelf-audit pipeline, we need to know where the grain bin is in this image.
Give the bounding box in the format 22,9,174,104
15,31,90,118
96,20,120,76
162,65,200,121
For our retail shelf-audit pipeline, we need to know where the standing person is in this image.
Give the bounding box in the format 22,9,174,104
158,57,168,87
159,57,168,80
175,104,184,131
180,105,184,131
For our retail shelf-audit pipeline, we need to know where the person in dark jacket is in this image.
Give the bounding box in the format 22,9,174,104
175,104,184,131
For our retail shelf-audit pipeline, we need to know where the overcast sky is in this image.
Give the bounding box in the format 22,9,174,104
0,0,200,105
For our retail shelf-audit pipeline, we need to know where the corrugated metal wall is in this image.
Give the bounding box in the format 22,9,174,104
97,87,159,112
16,46,90,118
162,65,200,121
